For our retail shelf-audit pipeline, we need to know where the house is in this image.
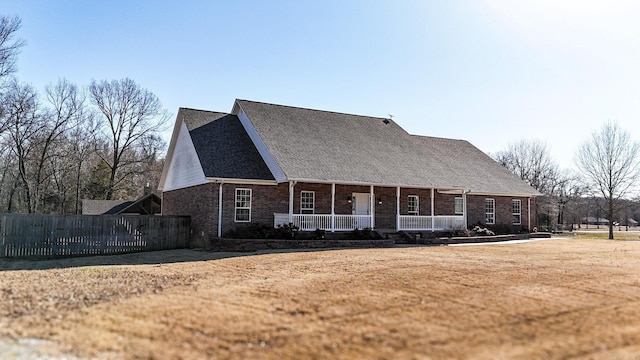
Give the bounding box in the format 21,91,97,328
82,193,162,215
159,99,540,245
580,217,609,226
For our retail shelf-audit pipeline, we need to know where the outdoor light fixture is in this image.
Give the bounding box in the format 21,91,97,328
378,198,383,205
347,196,353,204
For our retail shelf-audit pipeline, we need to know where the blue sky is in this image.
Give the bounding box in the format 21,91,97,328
4,0,640,170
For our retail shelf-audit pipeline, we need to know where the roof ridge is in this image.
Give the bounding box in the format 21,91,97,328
236,99,391,122
180,107,230,115
411,134,466,142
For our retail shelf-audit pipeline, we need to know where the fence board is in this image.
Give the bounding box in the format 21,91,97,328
0,214,190,259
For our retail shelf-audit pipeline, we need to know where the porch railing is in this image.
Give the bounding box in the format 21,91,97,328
274,213,464,232
398,215,465,231
274,213,372,231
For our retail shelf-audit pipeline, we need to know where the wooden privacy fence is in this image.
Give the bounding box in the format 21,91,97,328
0,214,191,258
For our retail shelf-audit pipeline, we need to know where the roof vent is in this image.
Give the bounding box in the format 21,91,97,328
383,114,393,124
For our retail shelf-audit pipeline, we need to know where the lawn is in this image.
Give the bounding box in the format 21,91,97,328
1,238,639,359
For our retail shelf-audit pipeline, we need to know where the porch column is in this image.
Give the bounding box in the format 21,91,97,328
288,181,295,223
370,185,375,229
217,182,223,237
463,190,468,229
396,186,400,231
331,183,336,232
430,188,435,232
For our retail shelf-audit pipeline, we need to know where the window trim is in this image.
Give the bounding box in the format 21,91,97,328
454,197,463,215
512,199,522,225
485,198,495,225
408,195,419,215
234,188,252,222
300,191,315,214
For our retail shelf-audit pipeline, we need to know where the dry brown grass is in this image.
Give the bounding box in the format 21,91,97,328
1,238,640,359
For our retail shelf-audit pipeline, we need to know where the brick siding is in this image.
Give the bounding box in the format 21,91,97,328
163,181,538,245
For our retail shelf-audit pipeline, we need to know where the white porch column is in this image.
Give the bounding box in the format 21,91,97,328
463,190,468,229
288,181,295,223
331,183,336,232
370,185,375,229
396,186,400,231
430,188,435,232
217,182,223,237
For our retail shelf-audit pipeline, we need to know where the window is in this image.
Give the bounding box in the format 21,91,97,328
408,195,419,215
512,199,522,225
235,188,251,222
485,198,495,224
454,197,463,215
301,191,315,214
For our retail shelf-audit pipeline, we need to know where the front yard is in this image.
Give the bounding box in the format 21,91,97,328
1,238,639,359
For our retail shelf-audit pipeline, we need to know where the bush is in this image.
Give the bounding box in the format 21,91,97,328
223,223,299,239
295,228,326,240
472,225,495,236
491,223,512,235
348,228,380,240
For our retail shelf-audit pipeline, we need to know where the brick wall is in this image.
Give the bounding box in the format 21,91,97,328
163,181,538,245
220,183,289,235
162,183,217,247
466,195,535,232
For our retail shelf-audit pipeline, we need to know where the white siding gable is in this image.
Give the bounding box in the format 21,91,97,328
163,121,207,191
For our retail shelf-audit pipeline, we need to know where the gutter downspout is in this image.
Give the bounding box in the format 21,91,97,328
217,182,223,238
396,186,400,231
528,197,532,231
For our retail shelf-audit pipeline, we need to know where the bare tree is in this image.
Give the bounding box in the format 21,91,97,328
575,121,640,239
89,78,168,200
493,139,560,195
27,79,86,212
0,15,24,82
1,79,41,212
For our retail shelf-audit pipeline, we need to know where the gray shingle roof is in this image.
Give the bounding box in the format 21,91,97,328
180,108,275,181
235,100,540,196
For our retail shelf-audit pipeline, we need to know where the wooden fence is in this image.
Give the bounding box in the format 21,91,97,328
0,214,191,258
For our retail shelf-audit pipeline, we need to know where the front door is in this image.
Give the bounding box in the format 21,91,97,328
353,193,370,215
352,193,371,229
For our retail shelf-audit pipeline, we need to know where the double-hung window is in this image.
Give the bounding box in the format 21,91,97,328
408,195,419,215
235,188,251,222
301,191,315,214
454,197,463,215
485,198,495,224
512,199,522,225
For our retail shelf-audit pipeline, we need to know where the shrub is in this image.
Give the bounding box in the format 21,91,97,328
472,225,495,236
223,223,299,239
348,227,380,240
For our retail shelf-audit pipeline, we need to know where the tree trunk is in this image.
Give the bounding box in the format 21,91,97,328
608,197,614,240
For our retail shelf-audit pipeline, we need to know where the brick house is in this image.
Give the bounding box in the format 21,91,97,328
159,99,540,245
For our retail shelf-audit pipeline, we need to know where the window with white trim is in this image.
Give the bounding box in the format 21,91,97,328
512,199,522,225
454,197,463,215
301,191,315,214
408,195,419,215
485,198,495,224
235,188,251,222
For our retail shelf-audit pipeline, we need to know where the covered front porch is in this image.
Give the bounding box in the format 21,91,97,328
273,181,467,232
274,213,465,232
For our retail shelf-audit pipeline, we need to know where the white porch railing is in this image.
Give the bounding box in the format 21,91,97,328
398,215,465,231
274,213,464,232
274,213,372,231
